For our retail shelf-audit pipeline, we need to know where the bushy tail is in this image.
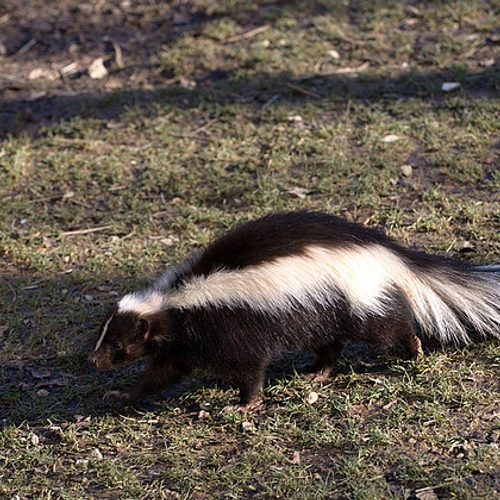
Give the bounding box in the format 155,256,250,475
402,263,500,343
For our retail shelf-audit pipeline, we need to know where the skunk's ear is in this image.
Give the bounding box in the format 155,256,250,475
137,318,149,338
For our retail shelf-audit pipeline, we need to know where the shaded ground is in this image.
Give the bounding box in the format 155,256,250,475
1,0,499,138
1,0,196,135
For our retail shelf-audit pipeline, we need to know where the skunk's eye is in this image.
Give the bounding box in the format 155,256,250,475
112,342,123,350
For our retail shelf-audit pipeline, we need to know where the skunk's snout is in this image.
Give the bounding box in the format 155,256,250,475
87,353,98,367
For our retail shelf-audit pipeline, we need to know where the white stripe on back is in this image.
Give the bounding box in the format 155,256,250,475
114,242,500,344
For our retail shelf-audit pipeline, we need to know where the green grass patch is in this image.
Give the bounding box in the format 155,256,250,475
1,1,500,498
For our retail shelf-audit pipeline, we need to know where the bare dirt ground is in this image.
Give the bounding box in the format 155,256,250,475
0,0,211,136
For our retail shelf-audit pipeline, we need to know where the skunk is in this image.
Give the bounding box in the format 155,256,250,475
88,210,500,410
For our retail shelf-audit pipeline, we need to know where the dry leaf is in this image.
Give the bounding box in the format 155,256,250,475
287,115,306,128
60,62,78,75
457,240,475,252
487,34,500,44
179,76,196,89
479,58,495,67
381,134,402,143
442,82,461,91
415,488,438,500
382,400,396,411
199,399,213,411
23,317,39,327
88,57,108,79
106,121,127,129
28,367,52,379
241,421,255,432
287,187,314,199
482,409,500,421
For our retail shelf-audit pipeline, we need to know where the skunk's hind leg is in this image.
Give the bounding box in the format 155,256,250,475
362,297,424,361
401,330,424,361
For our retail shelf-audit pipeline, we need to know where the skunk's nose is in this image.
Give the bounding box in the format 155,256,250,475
87,353,98,367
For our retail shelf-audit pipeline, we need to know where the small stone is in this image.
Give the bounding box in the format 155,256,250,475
198,410,210,419
90,448,103,460
305,391,319,405
400,164,413,177
241,421,255,432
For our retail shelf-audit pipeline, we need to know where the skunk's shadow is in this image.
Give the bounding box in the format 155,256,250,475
2,334,495,425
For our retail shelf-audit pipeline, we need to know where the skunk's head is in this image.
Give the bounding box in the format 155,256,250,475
88,304,153,370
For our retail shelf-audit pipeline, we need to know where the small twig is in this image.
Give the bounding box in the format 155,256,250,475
60,225,113,236
15,38,37,57
0,72,25,83
415,475,472,494
21,278,46,291
110,39,124,69
345,99,352,119
294,62,370,81
225,25,271,44
261,94,279,109
190,117,219,136
445,238,457,254
286,82,321,99
328,62,370,75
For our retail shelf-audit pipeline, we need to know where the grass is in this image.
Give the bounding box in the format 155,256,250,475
1,0,500,498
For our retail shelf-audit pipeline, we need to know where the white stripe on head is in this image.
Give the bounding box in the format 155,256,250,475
93,313,115,351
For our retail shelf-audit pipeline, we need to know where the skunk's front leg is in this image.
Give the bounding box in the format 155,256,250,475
104,357,191,402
